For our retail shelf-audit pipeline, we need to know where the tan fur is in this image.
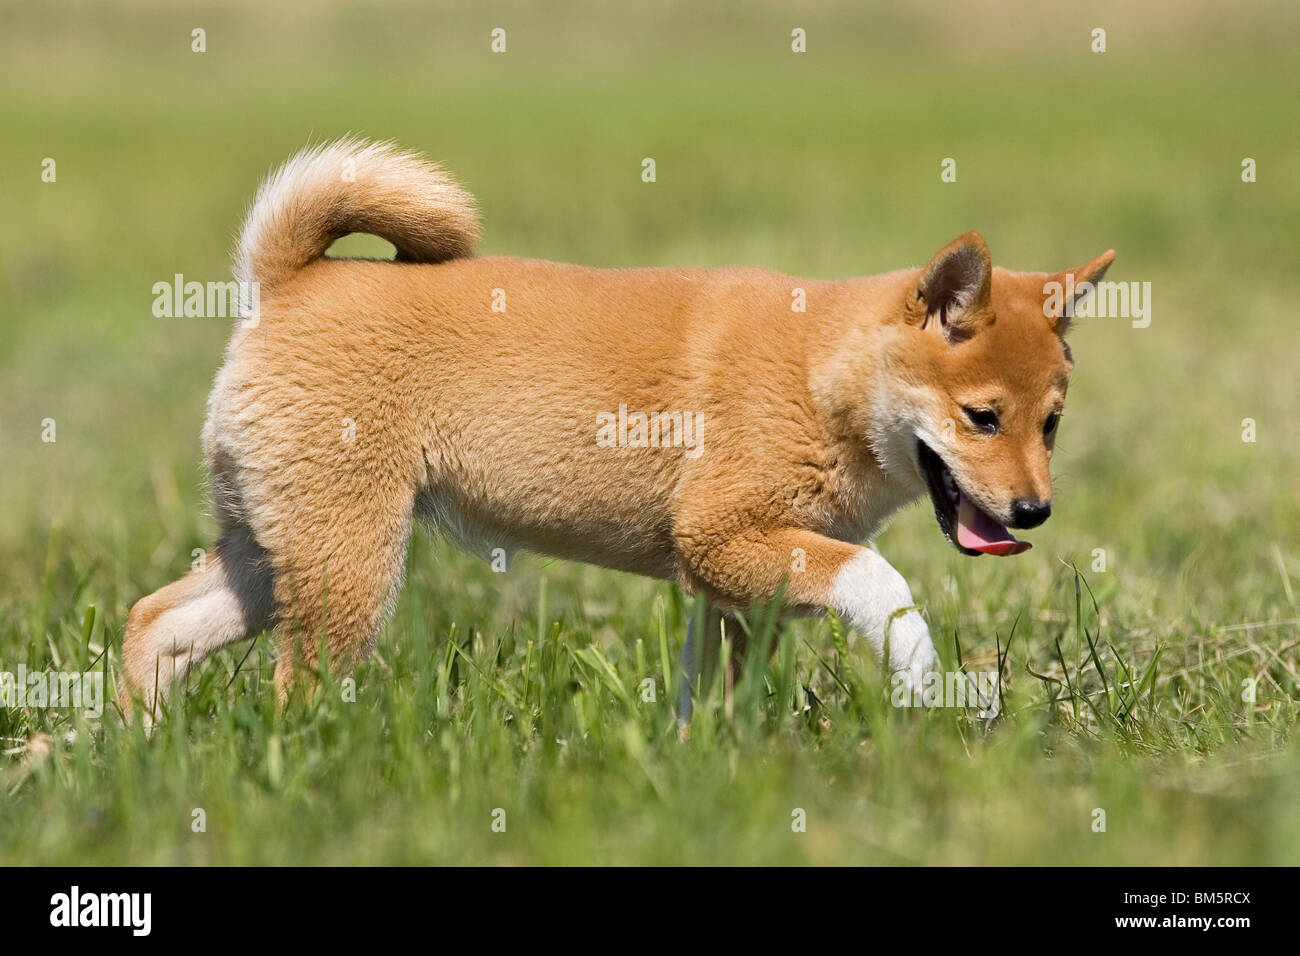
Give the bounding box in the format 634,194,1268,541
120,139,1114,719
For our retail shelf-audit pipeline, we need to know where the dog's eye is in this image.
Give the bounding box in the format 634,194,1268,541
1043,412,1060,437
962,407,999,434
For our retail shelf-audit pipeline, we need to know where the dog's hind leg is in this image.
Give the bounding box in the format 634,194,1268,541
119,525,274,724
267,500,413,706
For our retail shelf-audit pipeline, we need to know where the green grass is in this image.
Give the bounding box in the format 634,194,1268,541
2,0,1298,864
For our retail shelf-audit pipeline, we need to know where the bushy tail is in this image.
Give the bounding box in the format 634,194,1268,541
233,137,480,290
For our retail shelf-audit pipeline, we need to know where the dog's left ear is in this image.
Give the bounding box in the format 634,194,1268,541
1043,249,1116,333
908,232,994,343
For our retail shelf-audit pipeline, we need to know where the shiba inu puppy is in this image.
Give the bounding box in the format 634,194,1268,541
120,138,1113,721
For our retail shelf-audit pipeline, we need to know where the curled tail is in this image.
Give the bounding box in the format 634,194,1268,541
234,137,480,290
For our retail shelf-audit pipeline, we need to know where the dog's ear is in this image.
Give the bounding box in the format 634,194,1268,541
1043,249,1116,334
907,232,993,343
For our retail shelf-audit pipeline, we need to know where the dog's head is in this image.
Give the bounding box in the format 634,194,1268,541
871,232,1114,556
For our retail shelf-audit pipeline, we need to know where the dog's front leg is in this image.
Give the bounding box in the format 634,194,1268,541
677,528,938,701
677,602,743,727
826,547,938,693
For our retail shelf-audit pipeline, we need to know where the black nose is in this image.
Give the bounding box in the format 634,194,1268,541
1010,499,1052,529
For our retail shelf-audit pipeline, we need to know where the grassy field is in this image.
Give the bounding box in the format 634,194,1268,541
2,0,1298,864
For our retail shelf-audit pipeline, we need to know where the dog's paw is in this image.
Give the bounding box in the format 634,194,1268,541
889,609,937,668
889,612,940,706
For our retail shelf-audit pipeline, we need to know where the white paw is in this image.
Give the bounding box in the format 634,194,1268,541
886,608,937,672
829,549,940,703
889,611,939,705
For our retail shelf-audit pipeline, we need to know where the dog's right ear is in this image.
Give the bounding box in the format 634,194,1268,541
907,232,994,343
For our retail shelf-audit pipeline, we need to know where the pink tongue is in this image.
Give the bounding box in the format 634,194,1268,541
956,493,1032,556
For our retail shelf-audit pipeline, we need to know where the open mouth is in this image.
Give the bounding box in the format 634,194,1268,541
916,440,1032,557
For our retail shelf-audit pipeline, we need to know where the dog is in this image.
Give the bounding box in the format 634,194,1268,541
119,138,1114,722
